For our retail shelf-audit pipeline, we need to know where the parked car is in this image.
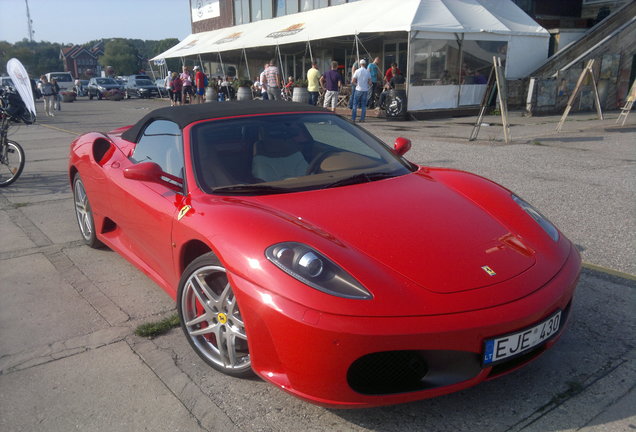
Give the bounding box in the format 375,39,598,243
125,77,160,99
87,77,123,100
1,76,14,87
75,79,89,97
69,101,581,408
45,72,74,91
155,78,169,97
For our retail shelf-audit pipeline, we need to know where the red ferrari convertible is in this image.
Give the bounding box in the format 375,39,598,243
69,101,580,408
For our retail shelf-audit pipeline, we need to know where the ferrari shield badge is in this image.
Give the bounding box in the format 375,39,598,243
177,205,192,221
481,266,496,276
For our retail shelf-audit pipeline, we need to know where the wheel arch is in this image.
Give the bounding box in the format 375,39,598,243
179,239,213,275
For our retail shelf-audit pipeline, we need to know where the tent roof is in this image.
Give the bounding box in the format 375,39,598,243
153,0,547,60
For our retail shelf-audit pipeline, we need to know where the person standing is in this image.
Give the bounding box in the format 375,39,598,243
165,71,174,106
348,59,359,109
351,59,372,123
51,78,61,111
180,66,193,104
259,63,269,100
320,61,344,112
171,72,182,106
265,59,281,101
194,66,206,104
367,57,381,108
38,75,55,117
306,61,320,106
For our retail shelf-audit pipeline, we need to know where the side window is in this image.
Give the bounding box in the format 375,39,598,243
131,120,183,179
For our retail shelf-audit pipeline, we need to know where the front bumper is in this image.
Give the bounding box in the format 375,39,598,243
231,245,581,408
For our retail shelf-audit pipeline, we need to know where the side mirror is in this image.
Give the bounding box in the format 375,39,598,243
124,161,182,191
393,137,411,156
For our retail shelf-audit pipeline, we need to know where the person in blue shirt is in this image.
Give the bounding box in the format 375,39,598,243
367,57,381,108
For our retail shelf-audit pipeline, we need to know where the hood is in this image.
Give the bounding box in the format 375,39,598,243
252,172,535,294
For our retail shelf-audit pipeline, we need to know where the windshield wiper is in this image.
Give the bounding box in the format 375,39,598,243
211,184,291,195
326,172,399,188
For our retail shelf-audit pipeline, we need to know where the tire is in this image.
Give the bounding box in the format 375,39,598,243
0,140,25,187
386,96,404,118
177,252,252,377
73,174,103,248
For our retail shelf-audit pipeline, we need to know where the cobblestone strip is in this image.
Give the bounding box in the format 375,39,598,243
45,249,130,326
129,337,241,432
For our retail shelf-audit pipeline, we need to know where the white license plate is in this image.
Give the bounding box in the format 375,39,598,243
483,310,562,366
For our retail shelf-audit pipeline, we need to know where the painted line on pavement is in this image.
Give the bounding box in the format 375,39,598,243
583,262,636,282
39,123,81,135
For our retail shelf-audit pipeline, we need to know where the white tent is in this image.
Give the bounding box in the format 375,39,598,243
154,0,549,111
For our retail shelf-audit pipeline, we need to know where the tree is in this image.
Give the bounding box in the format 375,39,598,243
99,39,140,76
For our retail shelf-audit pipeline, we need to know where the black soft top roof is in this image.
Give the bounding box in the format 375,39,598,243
121,100,330,143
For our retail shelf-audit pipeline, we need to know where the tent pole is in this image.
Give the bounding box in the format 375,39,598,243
307,39,314,64
218,50,226,78
243,48,251,81
277,44,285,80
456,33,464,107
406,31,415,108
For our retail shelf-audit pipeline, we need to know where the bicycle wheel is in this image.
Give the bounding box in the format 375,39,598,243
0,140,25,187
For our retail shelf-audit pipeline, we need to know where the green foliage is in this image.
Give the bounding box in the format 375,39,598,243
135,314,180,338
0,37,181,79
0,39,63,77
99,39,140,76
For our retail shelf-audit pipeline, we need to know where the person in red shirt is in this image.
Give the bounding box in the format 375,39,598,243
384,63,401,85
194,66,206,104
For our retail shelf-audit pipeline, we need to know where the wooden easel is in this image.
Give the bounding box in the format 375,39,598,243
470,56,510,144
556,59,603,132
616,80,636,126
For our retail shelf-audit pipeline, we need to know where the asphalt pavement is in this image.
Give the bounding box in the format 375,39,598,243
0,97,634,432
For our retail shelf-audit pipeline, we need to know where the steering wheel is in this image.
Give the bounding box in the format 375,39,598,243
306,150,341,175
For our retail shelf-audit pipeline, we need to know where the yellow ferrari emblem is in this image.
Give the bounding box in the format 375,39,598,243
481,266,496,276
217,313,228,325
177,205,191,221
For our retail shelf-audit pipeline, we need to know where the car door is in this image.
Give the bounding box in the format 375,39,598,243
108,120,184,287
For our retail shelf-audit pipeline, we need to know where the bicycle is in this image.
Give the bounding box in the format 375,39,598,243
0,86,30,187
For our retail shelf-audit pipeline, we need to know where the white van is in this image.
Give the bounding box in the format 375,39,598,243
45,72,74,91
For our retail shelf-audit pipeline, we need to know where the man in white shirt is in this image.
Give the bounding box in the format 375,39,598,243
351,59,372,123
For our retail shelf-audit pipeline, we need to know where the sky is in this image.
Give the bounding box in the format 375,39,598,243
0,0,192,44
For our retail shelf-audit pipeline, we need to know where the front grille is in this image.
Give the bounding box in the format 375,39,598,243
347,351,429,395
347,350,481,395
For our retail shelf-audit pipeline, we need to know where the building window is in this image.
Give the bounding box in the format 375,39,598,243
301,0,328,11
251,0,273,20
234,0,250,24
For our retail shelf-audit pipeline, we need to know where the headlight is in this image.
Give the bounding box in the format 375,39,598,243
512,195,559,241
97,86,105,91
265,242,372,300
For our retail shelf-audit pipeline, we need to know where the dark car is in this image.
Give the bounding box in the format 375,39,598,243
125,77,160,99
87,77,123,100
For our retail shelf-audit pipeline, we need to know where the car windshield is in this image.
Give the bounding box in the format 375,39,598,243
135,79,153,86
191,113,414,195
96,78,117,85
